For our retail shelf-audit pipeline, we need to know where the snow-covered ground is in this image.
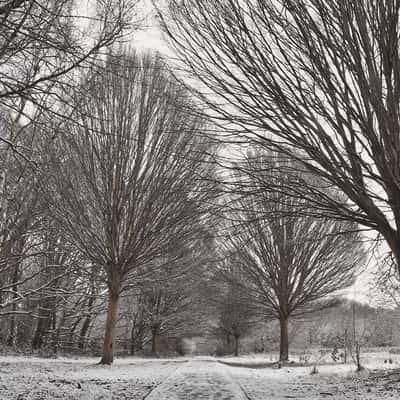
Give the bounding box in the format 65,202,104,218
220,350,400,399
0,356,186,399
227,362,388,399
0,352,399,399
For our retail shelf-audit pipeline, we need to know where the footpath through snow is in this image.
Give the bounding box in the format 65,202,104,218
1,354,400,399
145,358,249,400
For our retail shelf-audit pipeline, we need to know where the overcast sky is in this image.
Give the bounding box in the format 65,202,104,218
130,1,170,53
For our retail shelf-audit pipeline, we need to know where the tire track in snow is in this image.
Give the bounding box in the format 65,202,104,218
223,364,253,400
141,360,189,400
233,380,253,400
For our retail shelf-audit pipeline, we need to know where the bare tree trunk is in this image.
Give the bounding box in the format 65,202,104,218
6,261,19,346
78,316,92,350
130,325,135,356
151,323,161,356
53,312,66,352
68,317,82,349
279,317,289,363
385,235,400,278
355,342,362,371
130,321,144,356
6,303,17,346
32,304,56,350
6,270,18,346
78,294,95,349
32,301,53,350
226,333,231,345
51,312,58,355
32,320,42,349
234,334,239,357
32,315,48,349
100,271,120,365
6,236,24,347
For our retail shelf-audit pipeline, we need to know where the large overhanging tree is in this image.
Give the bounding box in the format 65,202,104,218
43,51,217,364
157,0,400,275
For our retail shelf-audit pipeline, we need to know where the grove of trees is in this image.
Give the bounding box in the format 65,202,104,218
0,0,397,367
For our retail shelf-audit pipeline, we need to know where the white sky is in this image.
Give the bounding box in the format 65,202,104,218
131,25,170,53
130,0,171,53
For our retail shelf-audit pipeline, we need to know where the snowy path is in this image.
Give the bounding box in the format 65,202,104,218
145,358,249,400
2,355,400,399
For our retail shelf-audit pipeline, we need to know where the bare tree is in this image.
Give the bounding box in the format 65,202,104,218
220,154,365,362
214,264,256,357
157,0,400,276
0,0,137,118
43,51,217,364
